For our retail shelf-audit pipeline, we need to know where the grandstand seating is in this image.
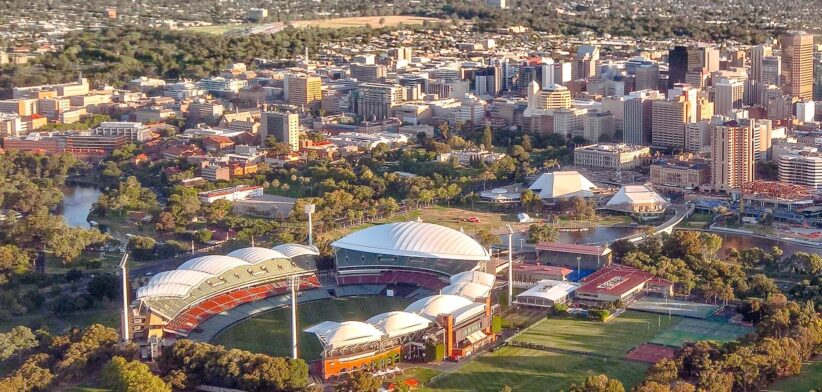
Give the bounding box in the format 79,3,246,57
336,270,448,291
164,275,320,335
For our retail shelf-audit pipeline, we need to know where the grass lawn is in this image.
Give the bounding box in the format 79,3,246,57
387,367,442,387
769,359,822,391
213,296,412,360
515,311,681,357
422,345,648,392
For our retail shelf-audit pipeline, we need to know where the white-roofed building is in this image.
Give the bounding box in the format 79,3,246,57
515,280,580,308
227,247,289,264
366,311,431,339
441,282,493,301
305,321,384,352
528,171,598,202
332,221,490,276
449,270,496,288
605,185,669,218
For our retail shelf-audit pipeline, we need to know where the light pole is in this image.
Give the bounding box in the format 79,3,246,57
290,276,298,359
119,253,131,346
576,256,581,279
507,224,513,307
304,204,316,246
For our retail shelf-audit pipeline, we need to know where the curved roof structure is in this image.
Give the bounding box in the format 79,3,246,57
179,255,250,275
227,247,289,264
331,221,490,261
528,171,597,199
450,271,496,288
305,321,384,350
440,282,493,300
272,243,320,258
148,270,213,287
366,311,431,338
606,185,669,213
137,283,193,299
404,294,475,320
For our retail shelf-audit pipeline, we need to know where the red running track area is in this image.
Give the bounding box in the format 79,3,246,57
624,343,677,364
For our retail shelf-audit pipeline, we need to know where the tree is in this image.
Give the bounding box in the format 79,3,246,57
0,244,31,284
334,371,381,392
474,229,500,249
154,211,177,232
128,235,156,260
569,374,625,392
0,326,38,361
527,222,558,243
646,358,679,384
482,126,493,151
499,386,513,392
196,229,213,243
103,356,171,392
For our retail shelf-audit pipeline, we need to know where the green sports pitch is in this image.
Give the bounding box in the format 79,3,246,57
212,296,412,360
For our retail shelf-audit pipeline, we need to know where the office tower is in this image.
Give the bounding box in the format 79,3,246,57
668,83,698,122
754,119,772,161
624,91,659,145
387,47,413,62
285,75,322,106
651,96,689,150
350,64,387,83
527,82,571,110
261,111,300,151
814,57,822,101
356,83,403,121
711,122,754,192
778,153,822,190
685,121,710,153
474,66,501,97
486,0,508,9
796,100,815,123
761,56,781,87
552,108,587,138
574,45,600,80
668,46,689,89
714,78,745,116
687,46,720,73
517,65,538,92
601,96,625,132
751,45,772,83
582,111,615,142
553,62,573,86
781,31,814,99
634,62,660,91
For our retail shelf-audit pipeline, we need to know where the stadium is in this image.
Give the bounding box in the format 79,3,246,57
130,220,501,380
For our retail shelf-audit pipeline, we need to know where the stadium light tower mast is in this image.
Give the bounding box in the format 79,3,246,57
507,224,513,307
289,276,299,359
119,253,131,345
305,204,316,246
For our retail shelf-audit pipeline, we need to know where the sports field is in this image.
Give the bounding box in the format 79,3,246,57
213,296,411,360
422,345,649,392
515,311,681,357
650,318,753,347
629,297,721,319
769,360,822,392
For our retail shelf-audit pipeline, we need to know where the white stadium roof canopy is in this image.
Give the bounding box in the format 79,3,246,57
450,270,496,288
137,282,194,299
528,171,597,199
365,311,432,338
440,282,493,301
272,243,320,258
227,247,289,264
404,294,476,321
147,270,213,288
178,255,250,275
304,321,384,350
331,221,491,261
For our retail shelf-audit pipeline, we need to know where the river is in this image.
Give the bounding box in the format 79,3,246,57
60,185,102,229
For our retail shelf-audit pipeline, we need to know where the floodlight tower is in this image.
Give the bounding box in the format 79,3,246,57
290,275,299,359
507,224,514,307
305,204,316,246
119,253,131,345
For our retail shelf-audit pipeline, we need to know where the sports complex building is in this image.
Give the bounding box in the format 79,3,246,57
131,221,501,380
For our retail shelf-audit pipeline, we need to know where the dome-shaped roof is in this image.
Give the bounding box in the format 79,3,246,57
404,294,475,320
305,321,383,350
272,243,320,258
331,222,490,261
136,283,193,299
366,311,431,338
440,282,492,300
450,271,496,288
148,270,213,287
179,255,250,275
227,247,289,264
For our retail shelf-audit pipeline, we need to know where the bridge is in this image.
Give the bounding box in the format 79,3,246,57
591,203,694,245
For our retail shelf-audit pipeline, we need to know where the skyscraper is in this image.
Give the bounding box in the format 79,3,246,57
751,45,772,84
711,121,754,192
651,96,689,150
780,31,814,99
714,78,745,116
668,46,688,89
261,111,300,151
285,75,322,107
761,56,782,87
356,83,404,121
574,45,600,80
623,90,661,145
814,56,822,101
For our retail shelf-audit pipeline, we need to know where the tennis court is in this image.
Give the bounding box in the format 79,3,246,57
650,317,752,347
629,297,721,319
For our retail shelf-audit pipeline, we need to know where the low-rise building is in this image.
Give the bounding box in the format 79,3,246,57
511,264,574,288
573,143,650,170
649,156,711,193
198,185,263,203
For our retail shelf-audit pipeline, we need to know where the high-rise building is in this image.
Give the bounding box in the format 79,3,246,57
778,152,822,190
574,45,600,80
634,62,660,91
713,78,745,116
687,46,720,73
780,31,814,100
356,83,404,121
350,64,387,84
685,121,710,153
668,83,698,122
582,111,615,142
527,82,571,110
711,121,754,192
387,47,413,62
542,62,572,86
261,111,300,151
751,45,772,83
651,96,689,150
623,90,661,145
474,66,502,97
285,74,322,106
761,56,781,87
668,46,689,89
814,56,822,101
